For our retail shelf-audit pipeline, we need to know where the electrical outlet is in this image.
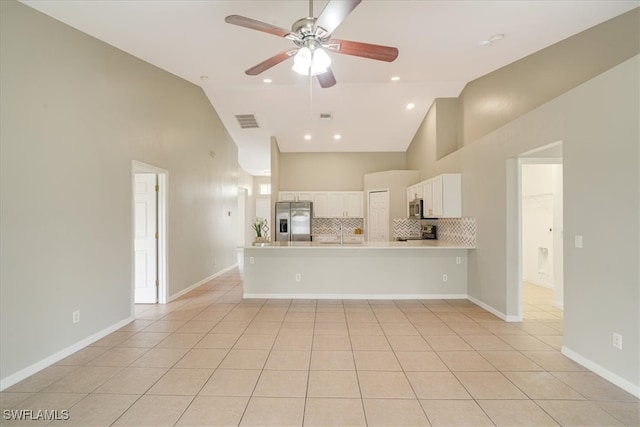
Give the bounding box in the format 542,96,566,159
249,257,255,264
72,310,80,324
442,274,448,282
574,235,583,249
613,333,623,350
456,257,461,265
295,273,301,282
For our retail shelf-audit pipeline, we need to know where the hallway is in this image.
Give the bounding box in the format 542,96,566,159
1,269,637,426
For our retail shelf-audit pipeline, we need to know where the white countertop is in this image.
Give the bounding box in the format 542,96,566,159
245,240,474,249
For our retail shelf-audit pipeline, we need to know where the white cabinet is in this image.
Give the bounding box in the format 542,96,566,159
279,191,363,218
312,193,329,218
328,193,345,218
328,192,363,218
280,192,296,201
406,184,423,216
344,192,363,218
408,173,462,218
423,173,461,218
422,180,434,216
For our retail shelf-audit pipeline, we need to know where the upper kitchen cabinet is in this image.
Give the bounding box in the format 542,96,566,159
279,191,312,202
422,173,461,218
279,192,297,201
328,192,363,218
312,193,329,218
406,183,424,216
407,183,423,201
279,191,363,218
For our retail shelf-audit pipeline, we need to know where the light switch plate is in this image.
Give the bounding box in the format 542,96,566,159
574,235,583,249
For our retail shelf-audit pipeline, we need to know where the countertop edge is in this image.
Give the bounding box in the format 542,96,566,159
242,242,475,250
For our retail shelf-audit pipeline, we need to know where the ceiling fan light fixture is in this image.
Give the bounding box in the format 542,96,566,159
292,46,332,76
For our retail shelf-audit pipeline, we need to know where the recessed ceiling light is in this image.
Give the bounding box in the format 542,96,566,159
391,76,400,82
334,134,342,140
263,78,272,83
479,40,492,47
200,75,208,81
304,134,312,140
406,103,415,110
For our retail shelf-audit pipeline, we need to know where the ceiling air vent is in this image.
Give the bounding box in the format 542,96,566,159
235,114,259,129
319,113,332,121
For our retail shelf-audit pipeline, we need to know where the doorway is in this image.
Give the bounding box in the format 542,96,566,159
508,142,563,321
368,189,389,242
132,161,168,305
521,162,564,319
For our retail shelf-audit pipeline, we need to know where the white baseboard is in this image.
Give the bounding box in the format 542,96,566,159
243,293,468,300
0,316,135,391
523,279,554,290
168,264,238,302
466,295,522,322
561,345,640,398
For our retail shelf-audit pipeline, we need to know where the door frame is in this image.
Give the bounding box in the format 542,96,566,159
506,141,563,321
132,161,168,307
367,188,390,242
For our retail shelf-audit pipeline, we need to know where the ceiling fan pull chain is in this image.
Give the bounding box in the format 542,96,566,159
309,72,314,118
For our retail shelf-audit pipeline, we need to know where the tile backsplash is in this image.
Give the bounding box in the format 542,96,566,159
392,218,422,239
313,217,364,235
393,217,476,247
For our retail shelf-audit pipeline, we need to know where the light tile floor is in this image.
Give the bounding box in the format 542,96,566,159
1,273,638,426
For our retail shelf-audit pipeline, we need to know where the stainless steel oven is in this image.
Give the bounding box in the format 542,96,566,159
421,225,437,239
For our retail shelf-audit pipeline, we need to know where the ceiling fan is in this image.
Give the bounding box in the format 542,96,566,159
225,0,399,88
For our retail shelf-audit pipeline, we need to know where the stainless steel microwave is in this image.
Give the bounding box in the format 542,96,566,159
409,198,423,219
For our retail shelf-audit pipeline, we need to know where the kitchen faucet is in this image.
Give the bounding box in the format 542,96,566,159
339,222,344,245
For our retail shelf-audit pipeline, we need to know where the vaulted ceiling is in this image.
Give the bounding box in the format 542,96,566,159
22,1,638,175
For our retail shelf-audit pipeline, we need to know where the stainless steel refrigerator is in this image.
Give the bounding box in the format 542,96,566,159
275,201,313,242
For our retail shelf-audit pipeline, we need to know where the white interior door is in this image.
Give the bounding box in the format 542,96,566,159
368,190,389,242
134,173,158,304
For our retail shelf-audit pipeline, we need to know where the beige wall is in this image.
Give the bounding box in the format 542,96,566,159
1,1,241,384
269,138,281,241
237,169,256,247
408,8,639,174
406,44,639,395
458,8,639,147
279,152,406,191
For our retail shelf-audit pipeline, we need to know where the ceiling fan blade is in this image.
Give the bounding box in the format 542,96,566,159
315,0,362,35
225,15,291,38
317,68,337,88
245,49,298,76
327,39,399,62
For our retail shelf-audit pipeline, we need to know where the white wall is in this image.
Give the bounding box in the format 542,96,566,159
0,1,241,385
522,164,555,288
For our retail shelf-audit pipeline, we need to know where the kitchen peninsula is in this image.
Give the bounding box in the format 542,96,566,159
243,240,474,299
